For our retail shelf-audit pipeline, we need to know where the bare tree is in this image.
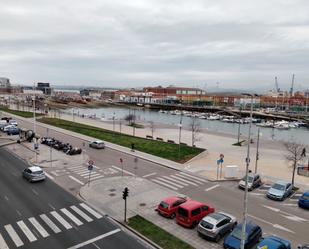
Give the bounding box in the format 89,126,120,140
124,114,136,126
149,121,155,138
190,116,201,147
284,141,306,186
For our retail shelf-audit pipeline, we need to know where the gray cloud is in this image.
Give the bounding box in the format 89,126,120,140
1,0,309,90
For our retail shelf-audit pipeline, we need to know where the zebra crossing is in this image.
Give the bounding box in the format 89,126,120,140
0,203,102,248
151,172,208,191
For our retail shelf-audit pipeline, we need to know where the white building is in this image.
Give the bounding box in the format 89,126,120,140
0,77,11,88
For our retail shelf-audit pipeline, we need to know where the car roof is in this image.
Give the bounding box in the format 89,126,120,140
259,236,291,249
179,200,209,209
162,196,185,204
93,140,104,143
303,190,309,196
274,180,289,186
202,212,227,224
236,221,259,234
28,166,43,172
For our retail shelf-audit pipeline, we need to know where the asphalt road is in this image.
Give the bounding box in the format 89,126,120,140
0,148,150,249
7,116,309,247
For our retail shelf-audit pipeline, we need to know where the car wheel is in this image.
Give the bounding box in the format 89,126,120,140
192,221,197,228
215,234,221,242
170,213,176,219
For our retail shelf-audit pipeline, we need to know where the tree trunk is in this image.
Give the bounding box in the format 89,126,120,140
292,162,296,186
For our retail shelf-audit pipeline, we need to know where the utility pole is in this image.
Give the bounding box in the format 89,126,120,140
241,94,254,249
255,128,260,174
178,112,183,160
113,112,115,132
237,107,242,144
33,83,37,163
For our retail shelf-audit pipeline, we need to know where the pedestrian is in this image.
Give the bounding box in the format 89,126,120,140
131,143,135,152
301,147,306,157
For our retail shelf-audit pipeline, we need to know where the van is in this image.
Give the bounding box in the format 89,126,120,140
176,200,215,228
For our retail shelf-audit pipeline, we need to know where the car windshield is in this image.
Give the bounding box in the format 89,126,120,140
231,227,244,240
32,170,43,175
272,183,285,191
242,176,253,182
178,207,188,217
159,202,169,209
302,194,309,200
200,220,214,229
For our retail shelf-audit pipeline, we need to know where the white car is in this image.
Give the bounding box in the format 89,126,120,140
89,140,105,149
3,124,16,132
9,120,18,126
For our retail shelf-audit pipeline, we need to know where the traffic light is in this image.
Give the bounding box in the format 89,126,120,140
122,187,129,200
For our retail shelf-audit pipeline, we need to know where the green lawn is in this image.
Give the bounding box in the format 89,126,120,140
39,117,204,163
128,215,195,249
0,107,44,118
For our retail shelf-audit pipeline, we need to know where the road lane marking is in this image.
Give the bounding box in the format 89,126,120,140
79,203,103,219
70,206,93,222
68,175,84,185
156,177,185,188
4,196,9,201
0,233,9,249
142,172,157,178
169,175,198,186
74,170,90,175
249,193,265,196
44,172,54,180
50,211,72,230
178,172,207,182
4,224,23,247
151,179,178,190
282,203,298,207
205,184,220,192
61,208,83,226
31,189,39,196
175,174,204,184
263,205,307,221
16,210,22,216
29,217,49,238
263,205,280,212
89,175,105,181
111,166,135,176
40,214,61,233
68,165,85,170
161,176,189,186
48,203,56,210
17,221,37,242
67,229,121,249
81,173,100,178
273,224,295,233
281,215,307,222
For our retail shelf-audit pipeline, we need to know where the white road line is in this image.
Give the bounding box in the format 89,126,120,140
205,184,220,192
68,175,84,185
81,173,100,178
68,165,85,170
70,206,93,222
67,229,121,249
111,166,135,176
169,175,198,186
17,220,37,242
174,174,204,184
50,211,72,230
29,217,49,238
74,170,90,175
249,193,265,196
0,233,9,249
31,189,39,196
61,208,83,226
293,193,303,197
179,172,207,182
161,176,189,186
40,214,61,233
4,196,9,201
151,179,178,190
4,225,23,247
282,203,298,207
142,172,157,178
44,172,54,180
79,203,103,219
89,175,105,181
156,177,185,188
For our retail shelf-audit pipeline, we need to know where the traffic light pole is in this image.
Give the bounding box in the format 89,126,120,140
124,198,127,223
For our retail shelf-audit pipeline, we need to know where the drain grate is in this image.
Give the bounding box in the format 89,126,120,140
109,193,116,197
139,203,146,207
109,189,116,192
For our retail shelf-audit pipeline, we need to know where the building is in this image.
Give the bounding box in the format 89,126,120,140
0,77,11,88
36,82,52,95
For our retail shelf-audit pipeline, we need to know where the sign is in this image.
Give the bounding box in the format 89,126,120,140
88,160,94,166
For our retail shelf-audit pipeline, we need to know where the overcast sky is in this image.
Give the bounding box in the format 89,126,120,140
1,0,309,91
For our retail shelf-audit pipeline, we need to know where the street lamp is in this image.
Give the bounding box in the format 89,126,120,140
178,111,183,160
254,128,261,174
240,93,258,249
237,106,242,144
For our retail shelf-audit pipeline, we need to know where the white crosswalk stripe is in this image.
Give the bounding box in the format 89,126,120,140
29,217,49,238
151,179,178,190
90,175,105,180
70,206,93,222
169,175,199,186
156,177,185,188
175,173,204,184
61,208,83,226
80,203,103,219
50,211,72,230
4,224,24,247
82,173,100,178
40,214,61,234
0,233,9,249
68,165,85,170
74,170,90,174
161,176,189,186
17,220,37,242
178,172,207,182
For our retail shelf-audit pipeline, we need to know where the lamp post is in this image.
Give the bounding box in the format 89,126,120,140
237,106,242,144
240,93,255,249
178,111,183,160
254,128,260,174
33,83,37,163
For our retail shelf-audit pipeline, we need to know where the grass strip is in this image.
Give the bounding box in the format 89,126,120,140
0,107,44,118
39,117,204,163
128,215,195,249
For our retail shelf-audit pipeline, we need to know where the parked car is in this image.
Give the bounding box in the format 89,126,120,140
197,212,237,242
298,245,309,249
298,190,309,209
223,222,262,249
22,166,46,182
3,124,16,132
156,196,189,218
9,119,18,126
89,140,105,149
238,173,262,191
266,181,293,201
7,127,20,135
176,200,215,228
257,235,291,249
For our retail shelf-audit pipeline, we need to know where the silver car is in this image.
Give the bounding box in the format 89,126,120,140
238,173,262,191
266,181,293,201
23,166,46,182
89,140,105,149
197,212,237,242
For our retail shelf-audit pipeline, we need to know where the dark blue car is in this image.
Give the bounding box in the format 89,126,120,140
298,191,309,209
7,127,20,136
257,235,291,249
224,222,262,249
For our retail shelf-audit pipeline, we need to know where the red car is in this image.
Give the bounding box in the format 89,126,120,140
176,200,215,228
156,196,189,218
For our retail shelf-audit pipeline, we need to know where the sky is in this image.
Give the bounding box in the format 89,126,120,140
1,0,309,91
